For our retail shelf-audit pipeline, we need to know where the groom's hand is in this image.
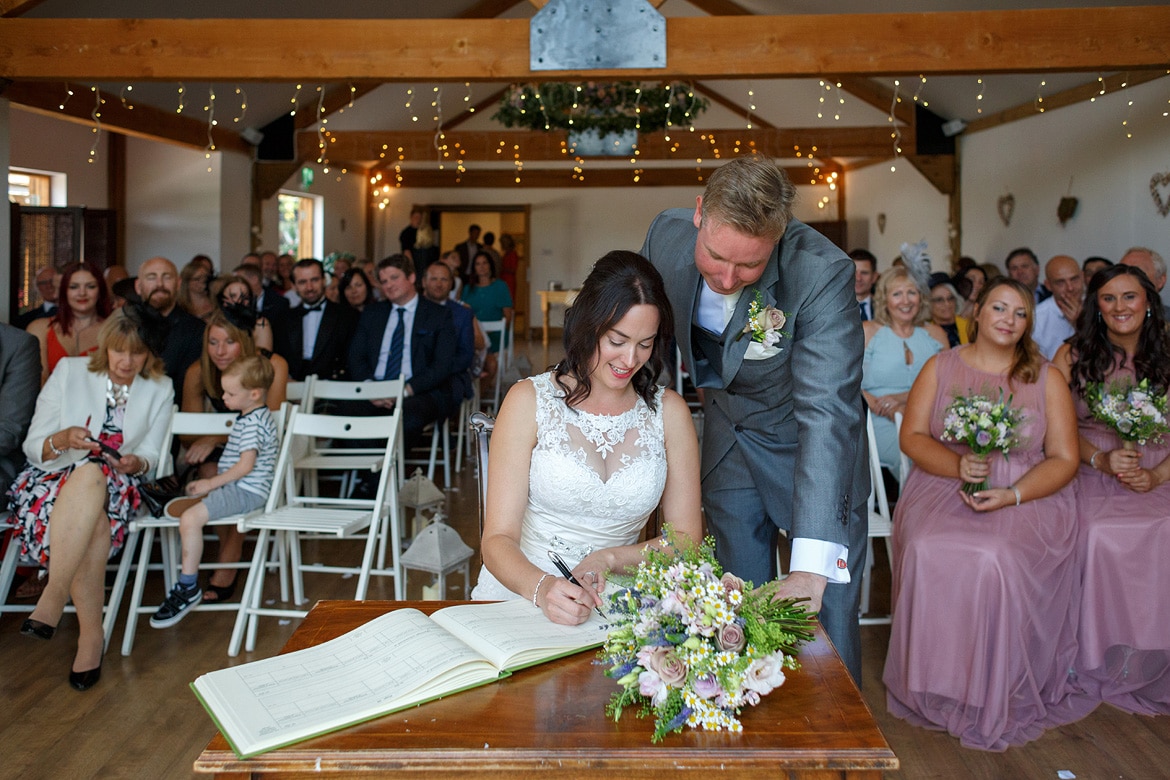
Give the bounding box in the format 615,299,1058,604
770,571,827,614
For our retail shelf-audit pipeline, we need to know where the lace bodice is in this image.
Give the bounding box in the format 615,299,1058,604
471,372,667,601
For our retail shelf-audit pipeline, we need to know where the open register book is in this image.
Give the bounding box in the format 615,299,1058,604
192,599,608,758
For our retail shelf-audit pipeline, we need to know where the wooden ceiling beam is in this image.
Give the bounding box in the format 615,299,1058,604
836,76,916,126
307,125,904,165
292,82,381,131
383,167,725,188
2,9,1167,81
0,0,45,17
694,81,775,130
1,80,251,154
444,87,508,131
965,69,1169,134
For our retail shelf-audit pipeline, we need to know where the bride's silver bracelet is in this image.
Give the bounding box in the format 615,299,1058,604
532,573,553,608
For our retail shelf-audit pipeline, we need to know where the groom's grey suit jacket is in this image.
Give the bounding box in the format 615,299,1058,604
642,209,868,549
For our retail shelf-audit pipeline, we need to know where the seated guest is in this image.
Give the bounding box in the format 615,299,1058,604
851,248,879,321
862,267,948,483
218,274,276,353
473,252,702,624
883,278,1081,750
348,254,458,451
1033,255,1085,360
178,257,216,321
136,256,205,399
180,306,288,603
8,305,173,690
0,323,40,598
27,262,112,385
927,273,969,348
958,264,986,320
1006,247,1051,303
461,250,514,393
233,263,288,349
151,355,279,628
1082,255,1112,287
421,261,478,405
276,258,358,382
337,267,375,315
1053,264,1170,716
13,266,60,330
1118,246,1170,319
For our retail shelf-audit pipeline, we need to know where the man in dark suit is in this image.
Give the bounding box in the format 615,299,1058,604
348,254,458,450
234,262,290,344
277,258,358,382
0,322,40,487
135,256,204,398
421,260,476,405
13,266,60,330
454,224,483,281
641,157,869,684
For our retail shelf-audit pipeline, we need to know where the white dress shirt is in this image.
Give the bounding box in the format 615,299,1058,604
301,302,325,360
1033,296,1076,360
374,295,418,381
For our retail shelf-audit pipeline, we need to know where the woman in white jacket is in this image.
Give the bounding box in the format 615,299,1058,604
8,304,173,690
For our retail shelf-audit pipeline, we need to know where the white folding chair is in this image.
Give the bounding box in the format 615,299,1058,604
479,319,508,414
229,406,403,656
120,403,289,656
401,417,451,487
285,376,312,405
469,411,495,542
894,411,912,488
298,377,404,496
860,411,894,626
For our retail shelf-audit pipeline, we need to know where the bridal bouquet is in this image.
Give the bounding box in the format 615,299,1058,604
1085,377,1170,448
600,532,815,742
939,390,1024,494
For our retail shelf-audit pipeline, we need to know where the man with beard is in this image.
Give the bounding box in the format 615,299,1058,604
135,256,204,397
277,258,358,382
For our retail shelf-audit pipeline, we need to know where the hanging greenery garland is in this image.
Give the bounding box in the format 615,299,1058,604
493,81,708,136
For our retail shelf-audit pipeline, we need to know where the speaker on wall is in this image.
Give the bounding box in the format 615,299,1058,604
256,113,296,162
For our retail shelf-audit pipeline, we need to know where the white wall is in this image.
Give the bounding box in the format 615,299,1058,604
844,162,951,272
960,78,1170,278
9,106,109,209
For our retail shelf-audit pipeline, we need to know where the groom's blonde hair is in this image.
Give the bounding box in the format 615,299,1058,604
700,157,796,241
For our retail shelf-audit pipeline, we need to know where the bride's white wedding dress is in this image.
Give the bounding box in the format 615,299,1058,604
471,372,668,601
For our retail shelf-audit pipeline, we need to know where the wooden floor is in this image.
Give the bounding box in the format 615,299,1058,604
2,337,1167,779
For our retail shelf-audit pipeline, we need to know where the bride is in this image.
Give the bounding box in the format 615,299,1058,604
472,250,702,624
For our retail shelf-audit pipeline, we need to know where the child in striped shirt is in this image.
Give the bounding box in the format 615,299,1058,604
151,356,279,628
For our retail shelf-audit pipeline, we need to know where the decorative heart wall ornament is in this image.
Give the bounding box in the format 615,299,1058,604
1151,173,1170,217
1058,196,1079,226
877,213,887,234
997,194,1015,226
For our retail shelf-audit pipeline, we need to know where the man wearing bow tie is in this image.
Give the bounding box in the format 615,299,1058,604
641,157,869,683
13,266,60,330
277,259,357,382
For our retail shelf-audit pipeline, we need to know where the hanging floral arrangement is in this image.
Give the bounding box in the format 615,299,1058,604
493,81,708,136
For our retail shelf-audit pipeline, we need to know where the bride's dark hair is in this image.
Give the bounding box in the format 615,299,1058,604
555,251,674,411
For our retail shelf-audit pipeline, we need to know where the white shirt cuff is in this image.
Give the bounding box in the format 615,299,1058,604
789,538,851,584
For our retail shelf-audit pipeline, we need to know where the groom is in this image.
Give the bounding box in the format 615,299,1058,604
641,157,869,683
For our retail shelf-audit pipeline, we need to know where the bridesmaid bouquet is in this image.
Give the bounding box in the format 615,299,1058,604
1085,377,1170,448
940,391,1024,494
600,531,815,743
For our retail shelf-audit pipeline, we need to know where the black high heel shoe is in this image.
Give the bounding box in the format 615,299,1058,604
69,664,102,691
20,618,56,640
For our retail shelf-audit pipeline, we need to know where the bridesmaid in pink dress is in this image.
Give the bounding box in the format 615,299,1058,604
883,278,1082,750
1053,263,1170,716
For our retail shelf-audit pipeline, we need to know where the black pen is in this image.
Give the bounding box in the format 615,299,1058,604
547,550,607,619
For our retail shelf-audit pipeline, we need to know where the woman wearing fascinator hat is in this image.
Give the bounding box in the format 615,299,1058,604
7,303,174,690
177,301,288,603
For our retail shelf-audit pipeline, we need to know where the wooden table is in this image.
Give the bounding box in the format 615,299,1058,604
537,288,578,345
195,601,897,778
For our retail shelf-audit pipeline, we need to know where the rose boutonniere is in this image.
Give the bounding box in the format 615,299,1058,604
736,290,788,348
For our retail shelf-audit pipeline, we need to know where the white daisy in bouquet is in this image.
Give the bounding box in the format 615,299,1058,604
600,530,815,742
939,389,1025,494
1085,377,1170,448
